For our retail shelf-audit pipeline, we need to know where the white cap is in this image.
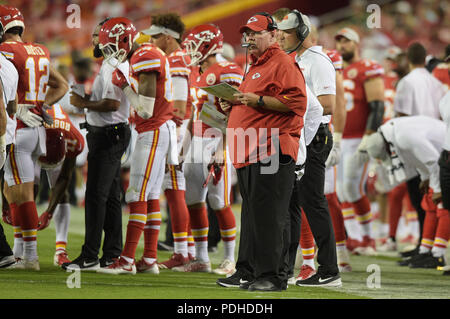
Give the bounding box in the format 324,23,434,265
385,46,402,60
366,132,388,160
334,27,360,44
141,24,181,39
277,11,311,32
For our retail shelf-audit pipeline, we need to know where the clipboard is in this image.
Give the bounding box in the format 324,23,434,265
198,103,228,134
198,82,241,101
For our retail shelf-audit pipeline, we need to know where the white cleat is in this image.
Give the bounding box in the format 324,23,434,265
7,258,40,271
96,257,136,275
213,259,236,275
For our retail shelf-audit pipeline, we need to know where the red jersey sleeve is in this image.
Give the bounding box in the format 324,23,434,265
360,59,384,82
218,63,244,87
0,42,15,61
169,51,191,79
130,45,163,75
326,49,343,71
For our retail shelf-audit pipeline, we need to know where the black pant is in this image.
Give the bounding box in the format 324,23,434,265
81,123,130,259
288,124,338,276
235,152,295,287
406,175,426,244
439,150,450,210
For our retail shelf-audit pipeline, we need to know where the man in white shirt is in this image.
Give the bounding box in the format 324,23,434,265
277,10,340,288
64,18,131,271
0,24,19,267
366,116,449,269
394,42,446,118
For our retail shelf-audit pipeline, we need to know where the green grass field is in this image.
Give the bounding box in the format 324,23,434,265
0,203,449,299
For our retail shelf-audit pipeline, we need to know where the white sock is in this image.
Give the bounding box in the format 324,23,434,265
380,223,389,238
174,241,188,258
344,219,363,242
143,257,156,265
408,220,419,238
195,241,209,262
54,203,70,244
223,240,235,262
431,246,447,258
360,222,372,238
121,255,134,264
302,258,315,269
419,245,431,254
13,237,23,259
23,240,38,261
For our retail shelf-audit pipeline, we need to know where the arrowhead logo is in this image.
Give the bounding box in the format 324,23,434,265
252,73,261,80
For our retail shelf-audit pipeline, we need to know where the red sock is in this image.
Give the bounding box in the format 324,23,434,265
388,184,407,238
10,202,21,236
18,201,38,243
326,193,346,243
122,201,147,260
421,209,438,250
434,208,450,248
188,206,209,243
300,209,315,261
143,199,161,259
352,196,372,224
165,189,189,243
214,206,236,242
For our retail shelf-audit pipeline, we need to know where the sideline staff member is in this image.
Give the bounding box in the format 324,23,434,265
65,18,131,270
217,13,307,291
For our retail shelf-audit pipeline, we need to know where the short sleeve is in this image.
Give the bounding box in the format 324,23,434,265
310,56,336,96
394,78,413,115
169,55,191,79
130,48,162,75
0,43,14,60
219,64,244,87
362,60,384,81
101,65,123,101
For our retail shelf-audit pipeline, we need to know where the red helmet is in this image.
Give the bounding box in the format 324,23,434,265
0,5,25,35
98,17,138,67
183,24,223,66
38,129,67,169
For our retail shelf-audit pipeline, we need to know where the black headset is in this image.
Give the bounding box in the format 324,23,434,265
254,12,277,31
291,9,309,44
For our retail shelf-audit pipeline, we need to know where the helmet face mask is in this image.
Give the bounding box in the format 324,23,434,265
183,25,223,66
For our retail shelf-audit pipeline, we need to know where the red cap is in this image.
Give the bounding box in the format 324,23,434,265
239,15,271,33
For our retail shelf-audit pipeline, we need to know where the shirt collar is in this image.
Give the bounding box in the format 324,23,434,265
250,43,281,66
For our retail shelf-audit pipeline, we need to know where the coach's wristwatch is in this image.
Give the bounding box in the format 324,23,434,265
257,96,265,107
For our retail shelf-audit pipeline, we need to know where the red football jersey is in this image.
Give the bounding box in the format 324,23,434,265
190,61,244,137
383,71,398,122
0,41,51,129
342,59,384,138
129,43,173,134
168,49,192,121
44,104,85,158
432,63,450,91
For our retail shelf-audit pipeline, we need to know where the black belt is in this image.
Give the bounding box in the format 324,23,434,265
82,122,128,134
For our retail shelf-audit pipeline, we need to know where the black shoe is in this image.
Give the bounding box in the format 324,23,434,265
157,241,173,252
239,279,255,290
62,255,100,271
99,256,119,268
400,247,419,258
296,272,342,287
398,251,429,266
0,255,15,268
248,279,282,292
444,271,450,276
409,253,446,269
217,270,253,288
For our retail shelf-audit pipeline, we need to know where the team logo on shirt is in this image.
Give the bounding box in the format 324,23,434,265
252,73,261,80
347,68,358,79
206,73,216,85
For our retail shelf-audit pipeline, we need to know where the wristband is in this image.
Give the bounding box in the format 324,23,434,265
123,86,139,108
333,132,342,144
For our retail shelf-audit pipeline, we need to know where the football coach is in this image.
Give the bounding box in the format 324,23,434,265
217,12,307,291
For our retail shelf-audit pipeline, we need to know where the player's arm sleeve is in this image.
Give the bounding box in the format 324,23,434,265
172,76,188,102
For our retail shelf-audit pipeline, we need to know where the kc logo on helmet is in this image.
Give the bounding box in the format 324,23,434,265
109,24,126,38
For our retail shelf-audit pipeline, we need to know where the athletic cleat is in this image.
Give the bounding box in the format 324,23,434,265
136,258,159,274
0,255,16,268
354,236,377,256
296,265,317,281
213,259,236,275
338,263,353,272
400,234,417,244
173,259,211,273
287,276,296,285
97,257,136,275
409,253,446,269
296,272,342,287
62,255,100,271
54,251,71,266
346,238,363,254
378,238,397,252
217,270,253,288
7,258,40,271
158,253,189,270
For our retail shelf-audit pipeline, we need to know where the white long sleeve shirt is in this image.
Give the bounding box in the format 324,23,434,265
439,91,450,151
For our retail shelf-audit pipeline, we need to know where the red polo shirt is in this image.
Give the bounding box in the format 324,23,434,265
227,44,307,169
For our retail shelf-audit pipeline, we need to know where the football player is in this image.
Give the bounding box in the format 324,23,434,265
179,24,243,274
0,5,68,270
96,17,177,275
141,13,193,270
432,45,450,91
35,104,85,267
335,27,385,255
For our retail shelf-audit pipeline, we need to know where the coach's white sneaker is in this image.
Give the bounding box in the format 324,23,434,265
213,259,235,275
97,257,136,275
